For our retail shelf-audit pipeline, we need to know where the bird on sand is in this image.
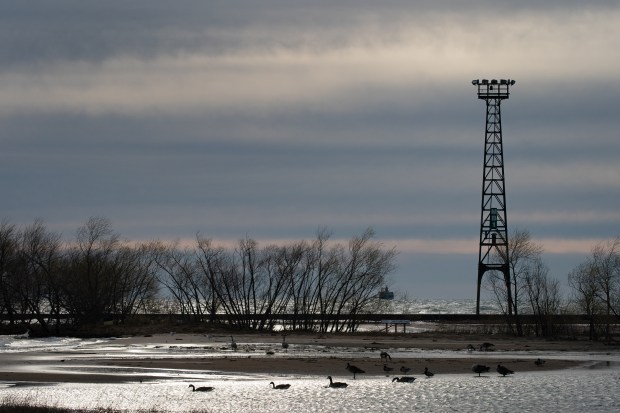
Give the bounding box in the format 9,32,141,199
189,384,214,392
281,335,289,352
383,364,394,373
400,366,411,373
392,376,416,383
472,364,490,376
327,376,348,388
346,363,365,379
380,351,392,361
535,358,546,366
230,336,238,351
269,382,291,389
496,364,514,376
424,367,434,377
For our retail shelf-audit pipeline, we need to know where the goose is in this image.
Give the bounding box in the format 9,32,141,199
392,376,416,383
479,342,494,351
383,364,394,372
424,367,434,377
346,363,365,379
400,366,411,373
466,344,476,352
472,364,490,376
327,376,348,388
269,382,291,390
535,358,546,366
496,364,514,376
282,335,289,352
230,336,238,351
189,384,214,392
380,351,392,361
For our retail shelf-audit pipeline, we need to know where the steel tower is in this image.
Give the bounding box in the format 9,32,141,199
472,78,515,315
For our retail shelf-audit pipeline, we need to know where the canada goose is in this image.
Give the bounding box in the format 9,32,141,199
535,358,546,366
282,335,289,352
424,367,434,377
383,364,394,372
269,382,291,390
346,363,365,379
472,364,490,376
327,376,348,388
466,344,476,352
479,342,494,351
400,366,411,373
496,364,514,376
189,384,214,392
230,336,238,351
380,351,392,361
392,376,416,383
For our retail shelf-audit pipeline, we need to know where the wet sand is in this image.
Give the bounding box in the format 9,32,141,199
2,332,615,383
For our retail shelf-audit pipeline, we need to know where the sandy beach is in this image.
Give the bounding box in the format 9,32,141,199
1,332,615,384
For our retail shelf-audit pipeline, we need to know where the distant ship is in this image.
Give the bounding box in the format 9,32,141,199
378,286,394,300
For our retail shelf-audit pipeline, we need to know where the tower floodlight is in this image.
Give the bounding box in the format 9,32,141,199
472,78,516,315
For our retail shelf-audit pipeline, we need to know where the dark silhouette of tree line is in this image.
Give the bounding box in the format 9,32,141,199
0,217,396,334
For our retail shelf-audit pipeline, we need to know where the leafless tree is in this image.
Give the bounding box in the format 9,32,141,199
485,228,544,335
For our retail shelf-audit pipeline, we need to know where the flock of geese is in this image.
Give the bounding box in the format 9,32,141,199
188,342,528,392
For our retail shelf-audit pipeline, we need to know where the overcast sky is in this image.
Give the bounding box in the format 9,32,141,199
1,1,618,299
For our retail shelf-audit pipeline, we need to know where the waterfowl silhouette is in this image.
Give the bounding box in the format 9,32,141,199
269,382,291,389
472,364,490,376
392,376,416,383
479,342,494,351
346,363,365,379
189,384,214,392
383,364,394,372
400,366,411,373
424,367,434,377
281,335,289,352
380,351,392,361
230,336,238,351
496,364,514,376
535,358,546,366
327,376,348,388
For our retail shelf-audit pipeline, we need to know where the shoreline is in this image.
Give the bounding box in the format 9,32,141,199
1,332,617,384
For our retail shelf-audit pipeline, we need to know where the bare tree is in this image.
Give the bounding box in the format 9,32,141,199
569,237,620,341
485,228,544,335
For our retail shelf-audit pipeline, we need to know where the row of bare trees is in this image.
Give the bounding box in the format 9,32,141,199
486,229,619,339
1,218,396,333
151,228,396,332
0,218,159,334
568,237,620,341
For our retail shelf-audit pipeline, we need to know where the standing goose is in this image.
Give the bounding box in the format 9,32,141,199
327,376,348,388
472,364,490,376
269,382,291,390
496,364,514,376
392,376,416,383
380,351,392,362
346,363,365,379
281,335,289,352
189,384,214,392
230,336,238,351
424,367,434,377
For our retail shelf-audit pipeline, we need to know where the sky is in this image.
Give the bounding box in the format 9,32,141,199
1,1,619,299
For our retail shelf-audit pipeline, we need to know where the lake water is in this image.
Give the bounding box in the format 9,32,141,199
1,298,618,412
1,333,619,412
